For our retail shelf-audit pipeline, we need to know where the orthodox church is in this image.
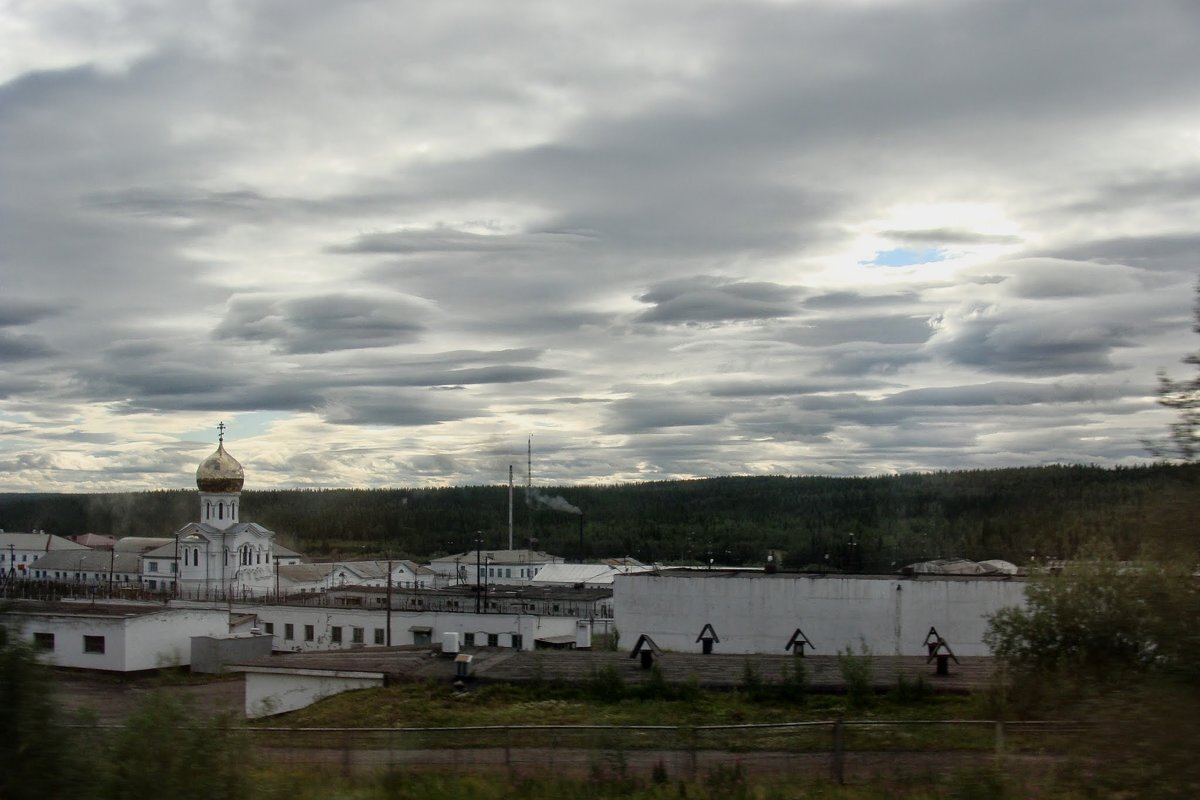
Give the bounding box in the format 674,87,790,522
173,424,277,597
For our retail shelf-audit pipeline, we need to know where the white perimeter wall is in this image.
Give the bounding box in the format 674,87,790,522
250,606,579,652
613,573,1027,656
244,668,384,718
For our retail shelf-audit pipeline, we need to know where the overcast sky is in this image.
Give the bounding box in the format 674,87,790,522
1,0,1198,493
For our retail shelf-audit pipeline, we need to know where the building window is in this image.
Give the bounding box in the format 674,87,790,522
505,568,512,578
263,622,274,635
284,623,294,641
33,632,54,651
147,561,158,573
487,633,498,648
511,634,523,650
352,627,364,645
83,635,105,654
374,628,385,645
304,625,314,642
331,627,342,644
463,633,475,647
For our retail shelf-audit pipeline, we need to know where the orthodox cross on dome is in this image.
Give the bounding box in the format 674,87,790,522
217,421,226,444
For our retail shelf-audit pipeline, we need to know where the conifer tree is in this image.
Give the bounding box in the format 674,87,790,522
1147,279,1200,462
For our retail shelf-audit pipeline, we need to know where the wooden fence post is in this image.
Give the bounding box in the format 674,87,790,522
831,718,845,785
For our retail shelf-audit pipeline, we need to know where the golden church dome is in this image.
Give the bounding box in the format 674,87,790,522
196,440,244,493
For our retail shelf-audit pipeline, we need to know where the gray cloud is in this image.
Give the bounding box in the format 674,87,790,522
0,0,1198,489
881,229,1023,246
213,293,428,354
635,276,800,324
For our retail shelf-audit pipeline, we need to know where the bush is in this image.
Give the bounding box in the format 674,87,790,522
586,663,627,702
837,640,874,710
103,691,248,800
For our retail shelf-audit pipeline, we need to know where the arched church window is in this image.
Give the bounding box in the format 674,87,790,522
204,501,211,520
218,503,224,520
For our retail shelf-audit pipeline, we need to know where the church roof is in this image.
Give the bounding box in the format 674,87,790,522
196,439,244,493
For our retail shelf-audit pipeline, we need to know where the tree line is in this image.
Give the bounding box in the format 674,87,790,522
2,463,1197,570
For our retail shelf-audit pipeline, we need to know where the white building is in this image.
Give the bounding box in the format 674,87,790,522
530,562,655,588
251,604,578,653
428,548,564,587
326,560,433,589
7,600,232,671
29,548,141,587
0,531,89,579
614,569,1028,657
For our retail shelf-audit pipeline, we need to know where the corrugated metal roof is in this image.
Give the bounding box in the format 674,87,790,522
530,563,618,585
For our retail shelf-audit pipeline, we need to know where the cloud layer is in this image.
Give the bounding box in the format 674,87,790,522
1,0,1197,491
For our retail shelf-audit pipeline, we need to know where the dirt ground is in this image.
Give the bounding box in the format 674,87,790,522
50,669,246,725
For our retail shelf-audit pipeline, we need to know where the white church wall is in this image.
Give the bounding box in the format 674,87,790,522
613,572,1028,656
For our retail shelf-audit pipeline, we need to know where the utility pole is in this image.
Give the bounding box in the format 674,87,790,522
386,556,393,646
475,535,482,614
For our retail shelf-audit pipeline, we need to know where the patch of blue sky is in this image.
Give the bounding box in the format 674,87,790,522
862,247,947,267
184,411,288,443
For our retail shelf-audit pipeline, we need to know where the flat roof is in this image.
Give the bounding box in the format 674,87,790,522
0,599,224,619
625,568,1025,582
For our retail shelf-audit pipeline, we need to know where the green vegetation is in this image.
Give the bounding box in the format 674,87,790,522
253,676,973,730
1147,279,1200,462
0,620,98,800
4,463,1199,568
983,552,1200,797
2,619,245,800
249,768,1089,800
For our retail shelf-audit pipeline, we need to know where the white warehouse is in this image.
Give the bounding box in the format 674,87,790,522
613,569,1027,657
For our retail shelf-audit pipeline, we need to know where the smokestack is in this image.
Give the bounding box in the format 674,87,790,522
527,436,533,549
579,512,585,562
508,465,513,551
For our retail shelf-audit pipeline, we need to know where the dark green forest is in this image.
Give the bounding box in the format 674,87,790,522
2,464,1197,571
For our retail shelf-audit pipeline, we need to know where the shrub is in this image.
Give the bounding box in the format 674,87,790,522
837,639,874,710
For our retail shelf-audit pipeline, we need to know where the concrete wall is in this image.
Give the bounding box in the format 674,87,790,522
613,572,1027,656
250,605,579,652
244,668,384,718
124,609,231,670
191,633,274,674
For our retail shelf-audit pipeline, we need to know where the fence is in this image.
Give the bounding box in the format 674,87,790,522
242,720,1086,784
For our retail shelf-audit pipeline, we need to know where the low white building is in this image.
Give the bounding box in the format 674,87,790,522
326,560,433,589
531,562,655,588
30,549,141,587
428,549,564,587
6,600,232,671
0,531,89,579
251,604,579,653
614,569,1028,657
278,563,335,595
